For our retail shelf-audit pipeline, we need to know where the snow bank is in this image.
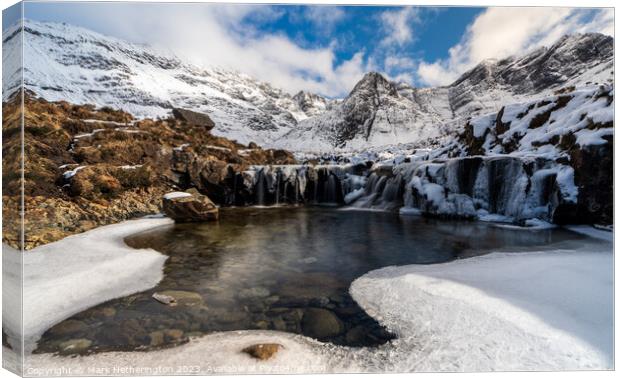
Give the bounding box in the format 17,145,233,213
351,238,613,371
16,226,612,373
23,331,359,376
2,218,172,354
61,166,85,179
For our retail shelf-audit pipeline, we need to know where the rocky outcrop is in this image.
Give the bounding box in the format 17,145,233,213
1,92,297,249
172,108,215,130
447,85,613,224
162,190,219,222
292,91,333,117
554,138,613,224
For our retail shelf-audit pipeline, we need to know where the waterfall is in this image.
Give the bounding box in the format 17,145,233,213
398,156,577,222
234,156,577,224
255,168,266,206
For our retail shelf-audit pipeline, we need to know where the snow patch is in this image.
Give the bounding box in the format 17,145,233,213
2,218,172,354
352,242,613,371
163,192,192,200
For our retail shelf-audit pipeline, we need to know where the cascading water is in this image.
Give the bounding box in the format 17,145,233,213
233,156,578,224
398,156,577,222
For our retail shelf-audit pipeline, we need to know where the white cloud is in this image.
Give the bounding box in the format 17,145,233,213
384,56,417,71
380,7,420,46
417,8,614,87
390,72,415,85
304,6,346,32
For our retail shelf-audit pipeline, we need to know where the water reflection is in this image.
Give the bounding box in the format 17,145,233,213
34,207,583,355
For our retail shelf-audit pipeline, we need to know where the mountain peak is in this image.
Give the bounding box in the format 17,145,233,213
349,71,399,99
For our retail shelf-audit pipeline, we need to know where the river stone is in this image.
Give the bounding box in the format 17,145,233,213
155,290,204,306
345,325,369,345
58,338,92,355
152,292,177,306
254,320,270,329
164,329,184,342
101,307,116,317
48,320,87,336
301,308,344,339
242,343,282,360
238,287,270,299
162,190,219,222
149,331,165,347
272,317,287,331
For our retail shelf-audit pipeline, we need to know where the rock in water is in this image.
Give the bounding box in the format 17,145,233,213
48,319,88,336
152,292,177,306
172,108,215,130
242,343,282,360
153,290,204,306
162,189,219,222
58,339,92,355
301,308,344,339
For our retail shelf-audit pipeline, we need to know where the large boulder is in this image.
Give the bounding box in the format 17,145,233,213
172,108,215,130
162,189,219,222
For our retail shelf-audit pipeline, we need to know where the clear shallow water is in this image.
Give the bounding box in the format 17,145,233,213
35,207,585,355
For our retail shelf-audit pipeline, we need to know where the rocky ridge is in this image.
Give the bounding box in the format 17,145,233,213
2,91,295,249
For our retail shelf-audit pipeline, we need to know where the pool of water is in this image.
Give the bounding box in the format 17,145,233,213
34,207,586,355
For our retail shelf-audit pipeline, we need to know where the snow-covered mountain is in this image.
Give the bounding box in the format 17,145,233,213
2,20,613,152
2,20,333,146
282,33,613,151
292,91,338,117
279,72,457,151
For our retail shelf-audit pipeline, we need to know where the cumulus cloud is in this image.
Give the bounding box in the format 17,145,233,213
145,5,367,97
417,8,614,87
379,7,420,46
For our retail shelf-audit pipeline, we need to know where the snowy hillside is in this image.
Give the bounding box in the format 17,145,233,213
2,20,613,151
436,84,614,159
2,20,333,146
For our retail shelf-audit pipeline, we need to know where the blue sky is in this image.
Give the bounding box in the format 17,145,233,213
3,2,614,96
